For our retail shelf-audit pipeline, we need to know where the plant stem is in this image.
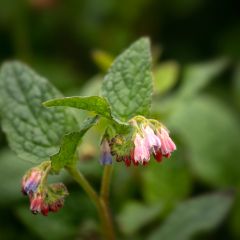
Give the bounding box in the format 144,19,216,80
100,165,113,203
66,166,115,240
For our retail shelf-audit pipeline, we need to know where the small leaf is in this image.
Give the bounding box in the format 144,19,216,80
154,61,179,95
117,201,162,235
148,193,234,240
102,37,153,121
0,61,76,162
51,116,99,173
44,96,112,119
179,59,229,98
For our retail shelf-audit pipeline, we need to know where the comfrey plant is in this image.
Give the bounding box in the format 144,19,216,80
0,38,176,239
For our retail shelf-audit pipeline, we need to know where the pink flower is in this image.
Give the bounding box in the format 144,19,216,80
134,133,150,164
157,127,176,157
143,125,161,150
22,169,43,195
30,193,44,214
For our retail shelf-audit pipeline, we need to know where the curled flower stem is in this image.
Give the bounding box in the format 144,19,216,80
66,166,115,240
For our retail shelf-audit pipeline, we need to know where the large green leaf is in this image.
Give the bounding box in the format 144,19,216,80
168,96,240,186
0,61,76,162
50,116,99,173
102,38,153,121
148,193,233,240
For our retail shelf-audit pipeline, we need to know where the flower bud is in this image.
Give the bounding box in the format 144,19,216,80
22,169,43,195
157,127,176,158
100,139,112,165
30,193,45,215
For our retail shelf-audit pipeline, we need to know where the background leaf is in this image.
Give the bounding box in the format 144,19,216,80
117,201,162,236
102,37,153,121
0,62,77,162
168,96,240,187
142,152,192,213
148,193,234,240
153,61,179,95
179,59,229,98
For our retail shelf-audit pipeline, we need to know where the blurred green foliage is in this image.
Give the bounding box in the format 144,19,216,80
0,0,240,239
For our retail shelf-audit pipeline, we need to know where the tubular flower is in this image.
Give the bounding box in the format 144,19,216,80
22,169,43,195
29,193,47,215
157,127,176,158
100,138,113,165
110,116,176,166
134,133,150,165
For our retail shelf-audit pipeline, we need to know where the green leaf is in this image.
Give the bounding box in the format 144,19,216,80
0,61,76,162
102,37,153,121
148,193,233,240
142,152,192,213
168,96,240,187
154,61,179,95
44,96,112,119
179,59,229,98
50,116,99,173
117,201,162,236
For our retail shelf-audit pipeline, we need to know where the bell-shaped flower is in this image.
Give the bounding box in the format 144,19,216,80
157,127,176,157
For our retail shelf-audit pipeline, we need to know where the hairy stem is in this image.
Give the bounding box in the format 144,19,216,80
67,166,115,240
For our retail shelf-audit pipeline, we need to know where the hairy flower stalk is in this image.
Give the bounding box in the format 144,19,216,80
110,116,176,166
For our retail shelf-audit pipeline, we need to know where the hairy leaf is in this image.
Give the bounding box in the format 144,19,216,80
0,61,76,162
102,37,153,121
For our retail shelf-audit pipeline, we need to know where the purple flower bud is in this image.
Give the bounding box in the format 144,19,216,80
100,139,112,165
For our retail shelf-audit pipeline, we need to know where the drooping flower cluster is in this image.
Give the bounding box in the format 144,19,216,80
108,116,176,167
21,161,68,216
